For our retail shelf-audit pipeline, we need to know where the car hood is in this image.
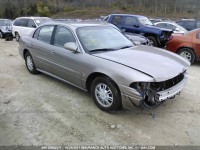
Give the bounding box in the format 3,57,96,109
92,45,190,82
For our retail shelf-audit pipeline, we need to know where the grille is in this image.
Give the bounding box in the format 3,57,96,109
151,73,184,91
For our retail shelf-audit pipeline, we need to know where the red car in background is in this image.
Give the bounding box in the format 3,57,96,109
166,29,200,63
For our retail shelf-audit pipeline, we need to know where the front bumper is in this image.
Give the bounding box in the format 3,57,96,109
120,75,188,109
155,75,187,101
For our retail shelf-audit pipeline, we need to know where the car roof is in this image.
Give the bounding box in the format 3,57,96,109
110,14,145,18
155,21,175,25
42,21,114,29
15,17,50,20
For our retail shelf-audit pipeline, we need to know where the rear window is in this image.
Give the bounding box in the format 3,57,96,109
197,21,200,28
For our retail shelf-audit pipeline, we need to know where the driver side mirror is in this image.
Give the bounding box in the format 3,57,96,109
133,24,139,28
64,42,78,52
32,25,37,28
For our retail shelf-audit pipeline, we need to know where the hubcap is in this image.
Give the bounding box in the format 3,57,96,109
95,83,113,107
180,51,192,61
16,34,19,41
26,56,33,71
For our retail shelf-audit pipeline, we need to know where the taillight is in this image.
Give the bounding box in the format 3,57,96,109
169,35,173,41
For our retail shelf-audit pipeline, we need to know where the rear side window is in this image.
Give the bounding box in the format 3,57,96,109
197,32,200,39
156,23,167,28
20,19,28,27
37,26,54,44
33,28,41,39
185,21,195,28
54,26,76,48
111,16,123,26
28,19,36,28
197,21,200,28
124,17,137,26
13,19,20,26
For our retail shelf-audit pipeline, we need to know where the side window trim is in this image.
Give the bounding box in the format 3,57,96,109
33,25,55,44
32,27,41,39
52,25,77,47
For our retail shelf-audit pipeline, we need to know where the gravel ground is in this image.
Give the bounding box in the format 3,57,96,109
0,39,200,146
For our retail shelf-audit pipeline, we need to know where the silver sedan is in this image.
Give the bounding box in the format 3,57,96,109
18,22,190,111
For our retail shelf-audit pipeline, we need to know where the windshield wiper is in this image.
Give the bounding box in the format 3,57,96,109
119,46,133,49
89,48,115,53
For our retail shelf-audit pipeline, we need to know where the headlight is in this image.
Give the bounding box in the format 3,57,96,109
133,41,141,45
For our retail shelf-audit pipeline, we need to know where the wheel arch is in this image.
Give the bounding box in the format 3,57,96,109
86,72,121,94
176,47,196,59
23,49,30,59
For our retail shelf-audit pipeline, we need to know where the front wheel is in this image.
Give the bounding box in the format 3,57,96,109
177,48,195,63
147,36,158,47
15,32,20,42
91,76,121,111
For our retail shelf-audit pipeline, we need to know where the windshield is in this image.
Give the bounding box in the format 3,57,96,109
77,26,134,52
138,16,153,26
34,18,51,26
0,20,12,26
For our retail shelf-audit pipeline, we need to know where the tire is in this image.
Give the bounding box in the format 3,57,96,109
147,36,158,47
177,48,195,63
15,32,20,42
0,31,3,38
91,76,121,111
25,52,38,74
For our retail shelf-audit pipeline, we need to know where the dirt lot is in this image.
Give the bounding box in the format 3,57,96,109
0,39,200,146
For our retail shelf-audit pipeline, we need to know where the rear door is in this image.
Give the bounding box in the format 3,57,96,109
30,25,55,73
49,25,83,87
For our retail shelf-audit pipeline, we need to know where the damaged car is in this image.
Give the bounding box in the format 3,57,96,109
18,22,190,111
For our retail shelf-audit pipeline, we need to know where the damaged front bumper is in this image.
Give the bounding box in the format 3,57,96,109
120,75,188,109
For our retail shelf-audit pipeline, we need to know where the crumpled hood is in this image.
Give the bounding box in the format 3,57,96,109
93,45,190,82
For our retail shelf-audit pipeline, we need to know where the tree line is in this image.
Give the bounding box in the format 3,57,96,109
0,0,200,19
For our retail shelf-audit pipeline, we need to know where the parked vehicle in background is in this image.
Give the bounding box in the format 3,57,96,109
154,21,188,34
176,19,200,31
0,19,12,38
18,22,189,111
12,17,51,42
124,32,152,46
106,14,173,47
149,18,163,24
166,29,200,63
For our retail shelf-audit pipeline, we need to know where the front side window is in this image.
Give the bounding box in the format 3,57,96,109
28,19,36,28
111,16,123,26
124,17,137,26
20,19,28,27
77,26,133,52
54,26,76,48
37,26,54,44
167,24,176,30
34,18,51,26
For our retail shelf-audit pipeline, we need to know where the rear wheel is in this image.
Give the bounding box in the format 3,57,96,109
25,52,38,74
15,32,20,42
91,76,121,111
177,48,195,63
147,36,158,47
